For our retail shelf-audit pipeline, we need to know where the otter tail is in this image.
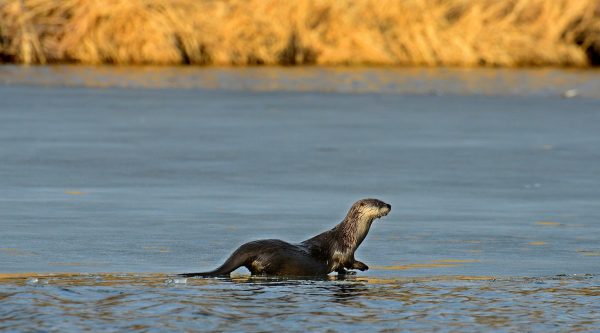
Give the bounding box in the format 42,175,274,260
178,245,253,278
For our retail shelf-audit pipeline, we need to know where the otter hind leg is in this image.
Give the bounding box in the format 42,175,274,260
257,250,329,276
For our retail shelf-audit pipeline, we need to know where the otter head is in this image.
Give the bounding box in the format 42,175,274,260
351,198,391,220
342,198,391,230
336,198,391,258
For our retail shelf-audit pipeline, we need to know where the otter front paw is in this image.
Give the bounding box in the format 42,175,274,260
352,261,369,271
336,269,356,275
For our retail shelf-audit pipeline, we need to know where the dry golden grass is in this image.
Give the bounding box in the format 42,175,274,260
1,0,599,66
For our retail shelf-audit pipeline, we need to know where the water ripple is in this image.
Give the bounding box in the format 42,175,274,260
0,274,598,332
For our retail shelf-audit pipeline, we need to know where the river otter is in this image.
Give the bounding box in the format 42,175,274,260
179,198,391,277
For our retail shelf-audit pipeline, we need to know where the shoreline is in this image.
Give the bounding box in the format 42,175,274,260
2,65,599,99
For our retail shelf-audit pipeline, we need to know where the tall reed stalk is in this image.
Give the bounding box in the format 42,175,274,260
1,0,598,66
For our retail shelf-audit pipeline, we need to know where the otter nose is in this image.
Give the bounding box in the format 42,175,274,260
384,203,391,211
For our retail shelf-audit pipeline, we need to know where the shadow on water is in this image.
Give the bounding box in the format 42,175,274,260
223,274,373,303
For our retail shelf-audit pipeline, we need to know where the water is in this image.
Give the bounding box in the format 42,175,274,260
0,274,598,332
1,65,599,331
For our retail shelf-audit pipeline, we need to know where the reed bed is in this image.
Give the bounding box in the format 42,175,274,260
1,0,599,66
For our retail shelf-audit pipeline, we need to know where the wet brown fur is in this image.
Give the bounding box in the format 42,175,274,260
179,198,391,277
